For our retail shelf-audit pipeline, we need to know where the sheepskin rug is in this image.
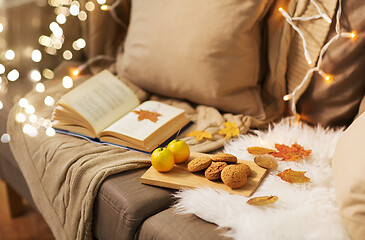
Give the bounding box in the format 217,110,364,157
174,118,350,240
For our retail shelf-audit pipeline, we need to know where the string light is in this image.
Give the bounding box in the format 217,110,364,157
0,64,5,74
7,69,19,81
16,113,27,123
18,98,29,108
1,133,10,143
5,49,15,60
44,96,55,106
35,83,46,92
31,49,42,62
0,101,3,110
100,5,109,11
279,0,356,118
62,76,73,88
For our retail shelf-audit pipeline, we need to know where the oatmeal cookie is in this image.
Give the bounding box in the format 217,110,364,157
221,164,247,189
187,156,212,172
211,153,237,163
204,162,228,180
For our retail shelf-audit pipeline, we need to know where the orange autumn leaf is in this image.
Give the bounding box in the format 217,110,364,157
247,195,278,206
277,168,311,184
187,130,213,142
133,109,161,122
269,143,311,161
218,121,240,139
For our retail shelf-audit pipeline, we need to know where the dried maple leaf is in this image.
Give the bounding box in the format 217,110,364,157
247,195,278,206
218,121,240,139
133,109,161,122
187,130,213,142
269,143,311,161
247,146,274,155
254,155,278,169
277,168,311,183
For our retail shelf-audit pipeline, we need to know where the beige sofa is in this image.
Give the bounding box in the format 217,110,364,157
1,0,364,239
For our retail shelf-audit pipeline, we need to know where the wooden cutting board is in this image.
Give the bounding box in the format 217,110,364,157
141,152,268,197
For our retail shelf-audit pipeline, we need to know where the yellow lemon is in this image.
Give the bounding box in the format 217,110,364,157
167,139,190,164
151,147,175,172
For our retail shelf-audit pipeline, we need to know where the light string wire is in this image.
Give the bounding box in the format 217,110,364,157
280,0,356,118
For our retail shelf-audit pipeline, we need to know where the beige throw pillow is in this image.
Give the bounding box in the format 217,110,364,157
333,112,365,240
116,0,273,116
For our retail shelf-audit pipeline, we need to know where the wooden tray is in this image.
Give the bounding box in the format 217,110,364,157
141,152,268,197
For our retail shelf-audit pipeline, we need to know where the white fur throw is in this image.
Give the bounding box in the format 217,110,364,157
174,119,350,240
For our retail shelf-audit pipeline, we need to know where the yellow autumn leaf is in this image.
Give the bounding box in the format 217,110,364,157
218,121,240,139
277,168,311,183
247,146,274,155
187,130,213,142
247,195,278,206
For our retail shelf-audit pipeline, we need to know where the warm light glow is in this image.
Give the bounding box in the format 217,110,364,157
72,69,79,76
70,5,80,16
5,49,15,60
0,23,3,33
30,70,42,82
78,11,87,21
29,114,38,123
39,35,52,47
19,98,29,108
0,100,3,110
25,105,35,114
56,14,67,24
85,1,95,11
351,32,356,39
16,112,26,123
101,5,109,11
7,69,19,81
76,38,86,49
97,0,106,4
0,64,5,74
62,76,73,88
1,133,10,143
283,94,291,101
307,59,312,65
46,127,56,136
278,7,283,12
23,124,38,137
43,69,54,79
44,96,55,106
31,49,42,62
35,83,45,92
63,50,73,60
324,75,332,82
43,119,52,128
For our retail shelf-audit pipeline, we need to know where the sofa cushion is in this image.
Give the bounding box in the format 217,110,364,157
116,0,273,116
297,0,365,127
332,112,365,240
93,168,175,240
138,207,232,240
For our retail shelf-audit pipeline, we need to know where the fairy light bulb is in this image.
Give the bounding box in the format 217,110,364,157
97,0,106,4
0,23,3,32
350,32,356,39
46,127,56,137
101,5,109,11
44,96,55,106
29,114,38,123
1,133,10,143
56,14,67,24
324,74,332,82
30,70,42,82
85,1,95,11
7,69,19,81
70,5,80,16
62,76,73,88
63,50,73,60
16,112,26,122
0,64,5,74
278,7,283,12
18,98,29,108
0,100,3,110
43,69,54,79
5,50,15,60
35,83,45,92
78,11,87,21
283,94,292,101
72,69,79,76
25,105,35,114
31,49,42,62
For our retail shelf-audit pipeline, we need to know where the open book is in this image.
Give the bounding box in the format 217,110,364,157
52,70,190,152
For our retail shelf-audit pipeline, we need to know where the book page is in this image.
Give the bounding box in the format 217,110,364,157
103,101,185,142
60,70,140,134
